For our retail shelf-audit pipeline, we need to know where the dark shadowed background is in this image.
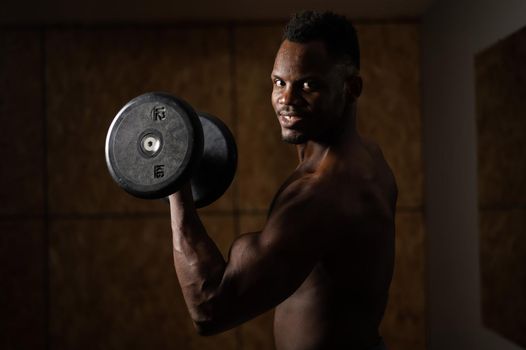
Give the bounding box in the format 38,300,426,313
1,0,525,350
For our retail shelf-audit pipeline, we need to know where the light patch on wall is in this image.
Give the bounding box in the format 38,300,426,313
475,24,526,348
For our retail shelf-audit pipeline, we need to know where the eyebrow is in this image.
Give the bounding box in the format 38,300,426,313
270,73,323,82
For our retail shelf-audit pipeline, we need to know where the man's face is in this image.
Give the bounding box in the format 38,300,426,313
271,40,348,144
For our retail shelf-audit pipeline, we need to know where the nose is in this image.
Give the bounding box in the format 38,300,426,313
278,85,301,106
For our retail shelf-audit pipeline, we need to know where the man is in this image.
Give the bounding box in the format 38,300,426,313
169,10,397,350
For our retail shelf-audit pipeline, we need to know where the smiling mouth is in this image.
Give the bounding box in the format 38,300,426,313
282,114,300,121
279,114,304,127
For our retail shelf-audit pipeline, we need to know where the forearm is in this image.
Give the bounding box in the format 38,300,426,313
169,187,226,327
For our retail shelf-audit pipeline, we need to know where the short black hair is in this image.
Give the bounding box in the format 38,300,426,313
283,10,360,70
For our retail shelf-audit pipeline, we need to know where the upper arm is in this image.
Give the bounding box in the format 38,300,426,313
198,180,331,333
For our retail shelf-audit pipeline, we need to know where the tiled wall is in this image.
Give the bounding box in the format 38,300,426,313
0,31,46,350
475,25,526,348
1,23,424,350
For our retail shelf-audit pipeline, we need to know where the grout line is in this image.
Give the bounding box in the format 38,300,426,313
0,214,52,221
229,23,242,238
228,22,241,236
479,205,526,211
0,207,429,221
0,209,269,221
0,18,420,31
228,22,244,350
396,205,424,212
41,28,50,350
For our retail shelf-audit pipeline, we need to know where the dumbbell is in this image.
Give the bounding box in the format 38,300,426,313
105,92,237,208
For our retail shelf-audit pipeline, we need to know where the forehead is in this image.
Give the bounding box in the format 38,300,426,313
272,40,334,77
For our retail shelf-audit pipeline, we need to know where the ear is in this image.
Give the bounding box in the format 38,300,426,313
345,75,363,100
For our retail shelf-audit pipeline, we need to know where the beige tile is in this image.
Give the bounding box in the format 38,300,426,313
234,25,298,211
0,220,46,349
356,24,423,209
49,216,237,350
479,209,526,347
46,27,234,215
380,211,426,350
0,31,44,216
200,213,237,259
475,25,526,207
238,213,267,234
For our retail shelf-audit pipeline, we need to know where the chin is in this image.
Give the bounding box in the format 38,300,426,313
281,130,308,144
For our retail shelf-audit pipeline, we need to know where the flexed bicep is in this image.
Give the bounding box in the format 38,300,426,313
198,187,329,334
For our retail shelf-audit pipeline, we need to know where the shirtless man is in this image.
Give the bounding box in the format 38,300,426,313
169,11,397,350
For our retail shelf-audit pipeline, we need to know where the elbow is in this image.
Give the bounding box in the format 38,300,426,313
189,301,224,336
194,321,216,336
193,319,226,336
191,303,233,336
190,285,236,336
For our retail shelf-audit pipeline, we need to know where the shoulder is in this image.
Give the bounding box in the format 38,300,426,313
271,173,328,212
267,173,343,235
361,136,382,157
364,138,398,201
262,175,337,252
267,173,330,223
346,138,398,217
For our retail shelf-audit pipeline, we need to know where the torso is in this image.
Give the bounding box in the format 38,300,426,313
271,138,397,350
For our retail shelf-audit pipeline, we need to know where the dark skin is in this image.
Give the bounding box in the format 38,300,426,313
169,39,397,349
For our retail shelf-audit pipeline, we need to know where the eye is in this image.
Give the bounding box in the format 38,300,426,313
273,79,285,87
302,80,319,91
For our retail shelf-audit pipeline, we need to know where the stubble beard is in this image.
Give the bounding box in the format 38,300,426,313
281,131,308,144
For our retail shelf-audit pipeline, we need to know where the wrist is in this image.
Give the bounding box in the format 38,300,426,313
169,182,194,208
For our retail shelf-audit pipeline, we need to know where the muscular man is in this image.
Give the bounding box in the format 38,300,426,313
169,11,397,350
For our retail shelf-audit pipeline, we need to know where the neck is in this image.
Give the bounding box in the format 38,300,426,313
296,103,359,166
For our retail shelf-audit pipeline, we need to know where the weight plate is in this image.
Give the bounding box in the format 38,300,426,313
191,112,237,208
105,92,203,199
